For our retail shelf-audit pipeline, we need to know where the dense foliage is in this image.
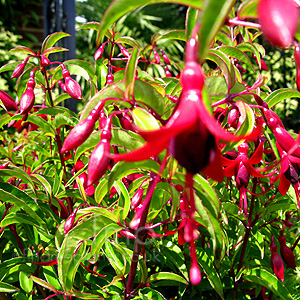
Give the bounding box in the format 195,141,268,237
1,0,300,299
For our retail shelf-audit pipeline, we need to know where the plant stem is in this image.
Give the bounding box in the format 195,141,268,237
124,155,167,300
232,179,258,300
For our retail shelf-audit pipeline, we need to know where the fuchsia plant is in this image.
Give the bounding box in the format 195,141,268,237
1,0,300,299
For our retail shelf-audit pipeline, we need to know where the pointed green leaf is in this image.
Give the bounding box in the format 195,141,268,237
198,0,236,62
41,32,71,53
0,282,19,293
237,0,259,20
266,89,300,108
8,46,35,55
96,0,204,46
125,47,140,91
132,107,160,131
29,275,59,293
243,268,295,300
146,272,188,285
155,30,186,42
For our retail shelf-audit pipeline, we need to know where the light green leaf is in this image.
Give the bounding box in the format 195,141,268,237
8,46,35,55
29,275,59,293
0,282,19,293
206,50,235,91
41,32,71,54
90,223,122,263
243,268,295,300
146,272,188,285
198,248,224,299
155,30,186,42
19,271,33,293
43,47,69,56
132,107,160,131
266,89,300,108
96,0,204,46
198,0,236,62
65,290,104,299
114,180,131,220
237,0,259,20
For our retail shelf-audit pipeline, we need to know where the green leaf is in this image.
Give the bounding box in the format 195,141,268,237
198,248,224,299
139,287,168,300
76,21,101,31
218,46,254,72
0,183,46,227
146,272,188,285
29,275,59,293
81,79,165,118
53,113,76,129
237,0,258,20
1,212,43,229
125,47,140,93
58,215,114,291
132,107,160,131
65,290,104,299
237,42,261,68
19,271,33,293
265,89,300,108
114,180,131,220
155,30,186,42
198,0,236,62
43,46,69,56
206,50,235,91
41,32,71,54
27,115,55,136
108,160,160,190
194,193,225,265
243,268,295,300
96,0,204,46
90,223,122,263
103,241,125,278
8,46,35,55
0,281,19,293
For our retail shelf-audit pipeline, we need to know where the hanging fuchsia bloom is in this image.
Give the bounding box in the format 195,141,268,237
272,142,300,209
258,0,299,48
111,36,242,180
223,141,265,217
61,64,82,100
270,235,285,282
20,70,35,115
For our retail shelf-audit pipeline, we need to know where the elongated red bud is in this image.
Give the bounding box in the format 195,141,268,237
258,0,299,48
117,113,133,131
57,80,67,92
296,70,300,91
165,95,178,103
11,57,29,79
278,231,296,269
153,48,160,64
131,185,144,209
20,70,35,115
270,235,285,281
160,49,171,65
0,90,18,111
56,198,69,219
119,44,130,57
64,208,78,234
61,101,104,153
227,106,240,128
41,55,50,67
86,117,112,187
0,162,9,170
106,73,114,85
61,64,82,100
164,66,172,77
94,42,107,60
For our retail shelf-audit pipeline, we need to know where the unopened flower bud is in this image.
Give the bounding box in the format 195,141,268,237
41,55,50,67
11,57,29,79
270,235,285,281
164,66,172,77
20,70,35,115
0,90,18,111
119,44,130,57
131,185,144,209
64,208,78,234
153,48,160,64
106,73,114,85
278,231,296,269
160,49,171,65
95,43,106,61
60,64,82,100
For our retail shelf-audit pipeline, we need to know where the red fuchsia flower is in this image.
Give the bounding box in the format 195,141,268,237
270,235,285,282
153,48,160,64
111,36,242,181
159,49,171,65
95,42,107,61
278,230,296,269
19,70,36,115
60,64,82,100
11,57,29,79
222,140,266,217
118,44,130,58
40,55,50,67
61,101,105,154
272,142,300,209
0,90,18,111
86,117,112,187
258,0,299,48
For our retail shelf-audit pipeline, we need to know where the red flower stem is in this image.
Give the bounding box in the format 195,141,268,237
124,155,168,300
292,234,300,251
9,225,26,256
41,65,54,107
232,178,258,300
228,18,261,29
